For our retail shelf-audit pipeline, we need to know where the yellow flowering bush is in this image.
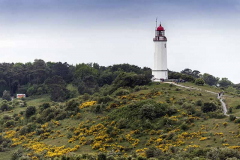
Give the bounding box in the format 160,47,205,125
79,101,97,109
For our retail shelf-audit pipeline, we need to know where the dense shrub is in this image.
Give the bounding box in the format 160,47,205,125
0,135,12,152
182,102,196,115
195,78,205,86
27,84,48,96
11,149,23,160
4,120,15,127
207,112,225,119
2,90,11,101
25,106,36,118
134,85,148,92
229,115,236,121
3,114,12,120
97,96,113,104
19,126,29,135
140,104,156,120
206,147,240,160
145,147,162,158
0,103,9,111
114,89,130,96
39,103,50,111
196,100,203,106
236,105,240,109
201,102,217,113
180,123,189,131
55,111,67,120
97,152,107,160
111,72,151,93
234,118,240,123
91,104,103,113
166,105,178,115
65,99,79,112
108,100,172,129
117,118,128,129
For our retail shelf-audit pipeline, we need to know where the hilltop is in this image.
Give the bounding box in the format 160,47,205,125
1,61,240,159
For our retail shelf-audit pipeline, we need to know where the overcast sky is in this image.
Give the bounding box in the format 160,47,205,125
0,0,240,83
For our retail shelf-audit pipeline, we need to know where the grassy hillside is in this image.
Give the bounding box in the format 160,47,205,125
1,82,240,160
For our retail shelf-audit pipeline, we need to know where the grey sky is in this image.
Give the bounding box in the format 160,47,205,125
0,0,240,83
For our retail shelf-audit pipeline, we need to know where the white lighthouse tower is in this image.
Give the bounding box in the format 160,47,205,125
152,23,168,81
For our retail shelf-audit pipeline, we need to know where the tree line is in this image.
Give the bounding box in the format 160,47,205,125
169,68,236,89
0,59,152,101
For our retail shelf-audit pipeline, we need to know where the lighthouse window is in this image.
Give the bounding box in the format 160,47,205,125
165,44,166,48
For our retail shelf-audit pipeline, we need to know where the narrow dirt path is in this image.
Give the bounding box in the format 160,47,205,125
164,82,235,117
218,95,228,116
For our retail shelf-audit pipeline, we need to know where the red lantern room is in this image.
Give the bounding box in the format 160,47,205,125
157,24,165,31
153,23,167,42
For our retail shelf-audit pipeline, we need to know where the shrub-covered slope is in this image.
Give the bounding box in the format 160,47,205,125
1,83,240,159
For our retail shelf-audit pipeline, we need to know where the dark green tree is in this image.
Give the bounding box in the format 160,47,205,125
2,90,11,101
25,106,36,118
219,78,233,87
202,73,219,86
45,76,69,102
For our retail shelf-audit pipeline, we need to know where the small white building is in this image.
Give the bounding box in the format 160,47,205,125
152,23,168,81
16,94,26,99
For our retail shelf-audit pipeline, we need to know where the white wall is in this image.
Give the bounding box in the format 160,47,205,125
152,41,168,79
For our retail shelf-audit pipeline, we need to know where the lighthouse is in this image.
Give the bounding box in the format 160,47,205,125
152,23,168,81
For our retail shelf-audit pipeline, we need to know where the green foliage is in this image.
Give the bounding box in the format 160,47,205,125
140,104,156,120
111,72,151,93
39,103,50,111
145,148,162,158
0,135,12,152
97,152,107,160
25,106,36,118
196,100,203,106
27,84,48,96
11,149,23,160
180,123,189,131
219,78,233,88
75,63,98,80
2,90,11,101
201,102,217,113
114,88,130,96
0,102,10,111
236,105,240,109
182,102,196,115
234,118,240,123
108,100,174,129
229,115,236,121
226,86,237,94
206,147,240,160
195,78,205,86
97,96,113,104
134,85,148,92
65,99,79,112
45,76,70,102
4,120,15,128
202,73,219,86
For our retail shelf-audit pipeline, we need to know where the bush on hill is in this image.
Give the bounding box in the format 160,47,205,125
25,106,36,118
0,102,10,112
110,72,151,93
195,78,205,86
109,100,175,129
201,102,217,113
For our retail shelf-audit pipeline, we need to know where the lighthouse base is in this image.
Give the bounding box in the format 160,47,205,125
152,70,168,81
